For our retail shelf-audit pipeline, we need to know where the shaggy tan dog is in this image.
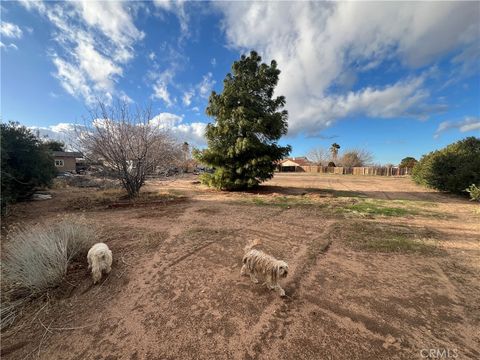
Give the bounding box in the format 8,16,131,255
241,240,289,297
87,243,112,284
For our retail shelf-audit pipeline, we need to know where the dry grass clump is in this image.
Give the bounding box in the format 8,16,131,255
336,221,442,255
1,216,96,329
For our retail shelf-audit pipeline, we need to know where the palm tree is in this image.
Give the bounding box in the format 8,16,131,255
330,143,340,162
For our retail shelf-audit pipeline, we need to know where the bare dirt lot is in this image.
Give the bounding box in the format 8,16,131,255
2,173,479,360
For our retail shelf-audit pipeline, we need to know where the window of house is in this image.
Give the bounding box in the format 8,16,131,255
55,159,64,167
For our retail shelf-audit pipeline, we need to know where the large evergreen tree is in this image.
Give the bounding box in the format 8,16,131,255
194,51,291,190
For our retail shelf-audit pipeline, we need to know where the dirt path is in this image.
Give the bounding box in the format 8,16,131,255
2,174,479,359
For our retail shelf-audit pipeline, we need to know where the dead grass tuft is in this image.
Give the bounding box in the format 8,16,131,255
336,221,443,255
1,216,97,330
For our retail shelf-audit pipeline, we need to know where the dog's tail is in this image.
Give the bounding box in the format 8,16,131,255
244,238,261,253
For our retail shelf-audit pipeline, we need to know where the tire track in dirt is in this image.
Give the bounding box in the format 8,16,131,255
69,199,210,358
163,241,216,269
241,220,335,359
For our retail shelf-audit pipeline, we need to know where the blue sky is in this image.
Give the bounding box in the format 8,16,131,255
1,1,479,165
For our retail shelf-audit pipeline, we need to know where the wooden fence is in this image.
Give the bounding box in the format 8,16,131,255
282,166,413,176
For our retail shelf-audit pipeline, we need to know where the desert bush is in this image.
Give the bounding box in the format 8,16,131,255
412,137,480,195
465,184,480,202
2,217,96,297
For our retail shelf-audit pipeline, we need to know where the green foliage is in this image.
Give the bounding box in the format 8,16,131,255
1,122,56,214
399,156,418,168
465,184,480,202
194,51,291,190
43,140,65,152
412,137,480,195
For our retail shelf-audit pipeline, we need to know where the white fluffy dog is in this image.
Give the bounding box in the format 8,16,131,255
87,243,113,284
241,240,289,297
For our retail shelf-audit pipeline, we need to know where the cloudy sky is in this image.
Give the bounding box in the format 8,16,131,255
1,1,479,164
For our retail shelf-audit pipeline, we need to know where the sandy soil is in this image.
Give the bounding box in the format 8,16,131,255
1,173,479,360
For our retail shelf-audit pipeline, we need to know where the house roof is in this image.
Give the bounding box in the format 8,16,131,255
280,157,312,166
52,151,83,158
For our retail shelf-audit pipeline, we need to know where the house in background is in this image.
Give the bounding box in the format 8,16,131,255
277,157,312,172
52,151,83,172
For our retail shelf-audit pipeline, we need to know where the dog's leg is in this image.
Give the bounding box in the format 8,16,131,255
240,264,248,276
87,256,92,270
249,273,259,284
274,284,286,297
265,275,275,290
92,271,101,284
106,265,112,274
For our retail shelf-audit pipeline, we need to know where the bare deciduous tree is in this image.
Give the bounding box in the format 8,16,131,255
339,148,373,167
77,101,180,198
307,147,329,165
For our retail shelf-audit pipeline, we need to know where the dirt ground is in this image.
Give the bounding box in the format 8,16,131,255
1,173,479,360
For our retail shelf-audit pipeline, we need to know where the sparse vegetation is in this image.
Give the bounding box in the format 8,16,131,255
339,199,447,218
249,195,315,208
68,189,185,210
341,201,420,217
465,184,480,202
338,222,441,254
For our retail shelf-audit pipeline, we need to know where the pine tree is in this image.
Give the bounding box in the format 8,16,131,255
194,51,291,190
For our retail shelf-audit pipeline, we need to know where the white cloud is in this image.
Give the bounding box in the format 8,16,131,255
198,72,215,99
53,57,94,103
215,1,479,135
0,21,23,38
211,57,217,67
150,112,206,146
149,67,178,107
148,52,156,61
72,1,144,63
153,0,189,38
174,122,207,146
150,112,183,128
152,82,173,107
76,41,122,91
182,90,194,106
435,117,480,138
29,123,78,148
20,1,144,104
0,41,18,51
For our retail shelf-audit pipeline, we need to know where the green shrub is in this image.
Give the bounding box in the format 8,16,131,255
465,184,480,202
412,137,480,195
1,122,57,214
